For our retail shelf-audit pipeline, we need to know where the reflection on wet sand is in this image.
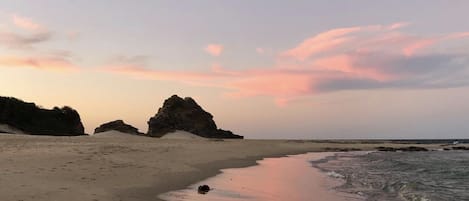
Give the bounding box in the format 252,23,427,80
159,152,362,201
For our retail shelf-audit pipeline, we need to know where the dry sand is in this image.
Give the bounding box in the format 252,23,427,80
0,131,443,201
159,130,207,140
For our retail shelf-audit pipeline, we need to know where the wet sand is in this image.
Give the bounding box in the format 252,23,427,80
160,152,363,201
0,132,443,201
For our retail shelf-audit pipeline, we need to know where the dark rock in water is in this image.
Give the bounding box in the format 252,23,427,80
452,146,469,150
324,147,362,152
0,96,85,136
94,120,143,135
401,146,429,152
147,95,243,139
376,146,428,152
376,146,398,152
198,185,210,194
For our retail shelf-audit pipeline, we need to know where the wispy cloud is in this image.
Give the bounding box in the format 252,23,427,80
0,31,51,49
109,55,149,65
0,14,81,72
282,26,361,61
0,55,79,71
388,22,411,30
0,14,51,49
103,63,235,82
205,44,223,56
104,23,469,105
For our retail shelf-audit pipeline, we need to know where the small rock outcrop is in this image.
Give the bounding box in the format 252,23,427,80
94,120,143,135
147,95,243,139
0,96,85,135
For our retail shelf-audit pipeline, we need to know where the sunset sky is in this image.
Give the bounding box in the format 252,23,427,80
1,1,469,139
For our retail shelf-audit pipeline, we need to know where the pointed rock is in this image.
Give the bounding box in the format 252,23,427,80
147,95,243,139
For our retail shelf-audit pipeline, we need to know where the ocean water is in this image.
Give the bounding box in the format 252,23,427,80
160,151,469,201
313,151,469,201
159,152,361,201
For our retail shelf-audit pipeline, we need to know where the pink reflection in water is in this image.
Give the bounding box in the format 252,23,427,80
160,152,362,201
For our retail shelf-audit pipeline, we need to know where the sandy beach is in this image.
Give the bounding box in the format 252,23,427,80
0,131,443,201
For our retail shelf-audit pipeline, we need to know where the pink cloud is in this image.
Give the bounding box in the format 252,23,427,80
388,22,411,30
12,14,43,31
402,39,436,56
312,54,395,81
0,15,78,72
0,15,51,49
400,32,469,56
445,32,469,40
0,56,79,71
282,26,361,60
205,44,223,56
225,70,316,99
104,23,469,106
282,22,424,60
256,48,265,54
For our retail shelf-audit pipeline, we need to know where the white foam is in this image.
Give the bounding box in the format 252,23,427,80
327,171,345,179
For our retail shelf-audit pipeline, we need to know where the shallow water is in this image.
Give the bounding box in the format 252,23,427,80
159,152,362,201
313,151,469,201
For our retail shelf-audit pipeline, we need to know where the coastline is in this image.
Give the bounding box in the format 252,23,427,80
0,133,446,201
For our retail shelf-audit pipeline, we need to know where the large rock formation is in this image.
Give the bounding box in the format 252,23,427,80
147,95,243,139
0,96,85,135
94,120,143,135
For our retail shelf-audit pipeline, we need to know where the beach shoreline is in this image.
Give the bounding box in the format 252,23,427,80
0,132,447,201
126,151,312,201
158,152,364,201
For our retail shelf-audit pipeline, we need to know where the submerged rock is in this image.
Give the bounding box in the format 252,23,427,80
0,96,85,136
94,120,143,135
147,95,243,139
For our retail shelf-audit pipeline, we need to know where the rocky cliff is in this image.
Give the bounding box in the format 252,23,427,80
147,95,243,139
0,96,85,135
